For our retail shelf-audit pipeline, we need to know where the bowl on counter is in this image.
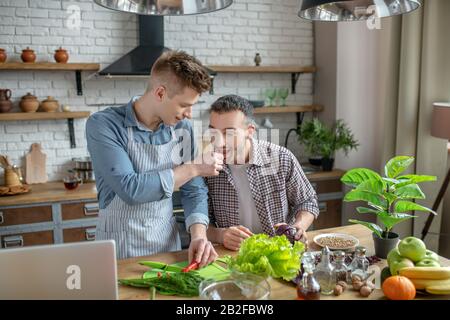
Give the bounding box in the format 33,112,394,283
199,272,270,300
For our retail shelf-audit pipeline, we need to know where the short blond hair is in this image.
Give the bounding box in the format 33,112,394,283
149,50,211,96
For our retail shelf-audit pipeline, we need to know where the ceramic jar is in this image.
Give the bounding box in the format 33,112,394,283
54,47,69,63
40,96,59,112
0,48,6,63
21,47,36,63
19,93,39,112
0,89,12,113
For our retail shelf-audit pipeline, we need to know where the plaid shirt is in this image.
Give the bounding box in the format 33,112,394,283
205,139,319,236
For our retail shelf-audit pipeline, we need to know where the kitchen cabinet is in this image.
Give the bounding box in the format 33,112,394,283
0,182,98,249
0,182,189,249
307,169,345,230
0,169,344,248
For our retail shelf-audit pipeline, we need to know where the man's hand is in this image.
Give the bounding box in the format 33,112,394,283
188,224,218,268
193,151,224,177
220,225,253,251
274,222,308,243
188,237,218,268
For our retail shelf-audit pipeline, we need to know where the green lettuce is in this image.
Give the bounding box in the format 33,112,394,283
225,234,305,281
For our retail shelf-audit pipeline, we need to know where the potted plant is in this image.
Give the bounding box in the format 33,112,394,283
341,156,437,258
297,118,359,171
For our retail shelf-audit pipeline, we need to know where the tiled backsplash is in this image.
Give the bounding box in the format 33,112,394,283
0,0,314,182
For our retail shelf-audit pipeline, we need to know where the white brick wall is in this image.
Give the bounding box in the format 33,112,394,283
0,0,313,182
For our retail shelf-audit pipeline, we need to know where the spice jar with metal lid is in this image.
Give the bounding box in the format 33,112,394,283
349,246,370,281
332,250,350,284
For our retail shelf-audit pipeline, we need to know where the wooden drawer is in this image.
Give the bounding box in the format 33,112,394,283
61,202,99,220
63,226,96,243
0,206,52,227
313,199,342,230
310,180,342,194
1,230,54,248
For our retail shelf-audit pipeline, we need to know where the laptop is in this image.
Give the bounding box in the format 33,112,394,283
0,240,118,300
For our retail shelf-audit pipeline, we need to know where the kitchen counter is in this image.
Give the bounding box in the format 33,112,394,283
118,224,450,300
0,181,97,207
0,169,344,207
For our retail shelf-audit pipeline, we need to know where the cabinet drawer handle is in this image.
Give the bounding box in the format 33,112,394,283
84,203,99,216
3,235,24,248
0,211,3,225
319,202,327,213
85,228,96,241
173,208,184,214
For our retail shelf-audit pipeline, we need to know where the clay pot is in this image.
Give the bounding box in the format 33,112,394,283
39,96,59,112
19,92,39,112
0,48,6,63
0,88,12,113
21,47,36,63
54,47,69,63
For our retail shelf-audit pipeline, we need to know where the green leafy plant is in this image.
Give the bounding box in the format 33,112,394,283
297,118,359,159
341,156,437,239
225,234,305,281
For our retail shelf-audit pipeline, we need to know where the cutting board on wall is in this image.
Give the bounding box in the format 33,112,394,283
25,143,48,184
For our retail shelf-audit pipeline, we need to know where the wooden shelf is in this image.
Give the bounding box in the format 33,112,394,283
207,65,316,94
253,105,323,114
207,65,316,73
0,62,100,96
0,62,100,71
0,111,90,121
0,111,90,149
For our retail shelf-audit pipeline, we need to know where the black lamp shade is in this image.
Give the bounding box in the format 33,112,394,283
299,0,421,21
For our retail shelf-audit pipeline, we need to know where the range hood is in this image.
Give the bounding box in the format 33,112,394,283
97,15,216,79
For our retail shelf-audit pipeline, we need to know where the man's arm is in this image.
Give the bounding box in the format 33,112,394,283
284,149,320,238
86,114,175,205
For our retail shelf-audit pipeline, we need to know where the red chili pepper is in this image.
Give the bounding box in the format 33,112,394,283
182,261,199,273
157,272,162,277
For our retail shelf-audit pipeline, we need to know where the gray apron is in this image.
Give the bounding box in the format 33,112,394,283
95,126,181,259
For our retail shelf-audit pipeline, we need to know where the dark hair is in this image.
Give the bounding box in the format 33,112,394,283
151,50,211,94
210,95,255,124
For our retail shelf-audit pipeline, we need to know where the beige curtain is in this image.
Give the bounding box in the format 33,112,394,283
379,0,450,252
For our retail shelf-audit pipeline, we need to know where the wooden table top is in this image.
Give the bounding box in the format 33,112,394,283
0,181,97,207
117,224,449,300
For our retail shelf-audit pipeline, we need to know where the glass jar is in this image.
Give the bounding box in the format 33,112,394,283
349,246,370,281
297,263,320,300
332,250,350,284
313,246,335,295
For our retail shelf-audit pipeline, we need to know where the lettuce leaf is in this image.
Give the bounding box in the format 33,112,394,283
225,234,305,281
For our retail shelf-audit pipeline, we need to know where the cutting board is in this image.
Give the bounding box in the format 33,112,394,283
25,143,48,184
141,260,230,281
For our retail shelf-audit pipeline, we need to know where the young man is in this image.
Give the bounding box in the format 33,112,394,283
86,51,222,267
205,95,320,251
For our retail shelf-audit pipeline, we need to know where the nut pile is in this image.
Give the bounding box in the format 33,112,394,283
333,275,375,297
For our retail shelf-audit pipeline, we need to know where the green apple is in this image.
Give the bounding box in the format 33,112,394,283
398,237,427,262
415,258,441,268
424,249,440,262
390,258,415,275
387,248,403,266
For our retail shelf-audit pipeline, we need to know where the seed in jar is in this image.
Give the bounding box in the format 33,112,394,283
316,236,356,248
